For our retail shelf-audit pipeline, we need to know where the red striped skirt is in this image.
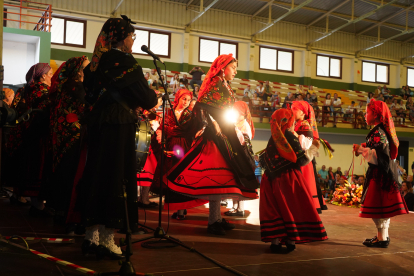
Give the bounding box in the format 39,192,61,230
359,177,409,218
260,169,328,243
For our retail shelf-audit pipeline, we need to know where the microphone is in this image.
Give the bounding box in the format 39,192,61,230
141,45,165,64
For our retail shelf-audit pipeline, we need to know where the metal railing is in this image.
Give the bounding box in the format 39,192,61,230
3,0,52,32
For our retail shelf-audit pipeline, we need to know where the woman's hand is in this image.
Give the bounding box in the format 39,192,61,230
195,127,205,139
292,131,299,137
212,121,222,135
156,130,162,144
353,144,360,156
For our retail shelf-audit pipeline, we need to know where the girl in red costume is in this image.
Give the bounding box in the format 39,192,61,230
152,88,207,219
259,109,327,253
353,99,408,248
291,101,328,213
166,54,259,235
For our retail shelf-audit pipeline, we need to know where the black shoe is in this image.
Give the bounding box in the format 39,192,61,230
363,236,390,248
81,240,98,256
270,244,282,253
220,218,235,231
286,243,296,252
208,221,226,235
96,245,125,260
321,205,328,210
171,212,186,220
224,209,244,216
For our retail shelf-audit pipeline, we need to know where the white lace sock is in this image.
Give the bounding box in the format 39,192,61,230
373,218,390,241
271,238,280,245
208,200,222,225
238,201,244,212
84,225,99,245
99,225,122,254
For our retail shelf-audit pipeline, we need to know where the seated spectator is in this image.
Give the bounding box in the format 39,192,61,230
382,85,391,100
318,165,329,189
158,75,167,88
335,167,342,176
401,181,414,211
193,86,200,98
374,85,381,95
181,74,189,88
308,85,315,93
189,66,205,90
255,82,266,100
242,92,250,103
395,100,407,125
270,92,281,111
304,92,312,104
283,92,295,108
343,101,356,122
244,84,255,98
144,72,152,88
310,92,321,122
377,92,384,102
367,92,374,104
396,160,406,184
328,166,335,188
264,81,272,100
178,79,187,92
189,97,197,110
332,93,342,127
332,173,341,192
169,73,180,91
296,93,303,101
357,175,365,185
406,96,414,110
322,93,333,127
149,68,160,89
409,105,414,122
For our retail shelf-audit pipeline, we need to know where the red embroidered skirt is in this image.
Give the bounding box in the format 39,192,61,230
260,169,328,243
166,138,258,201
359,177,409,219
137,147,157,187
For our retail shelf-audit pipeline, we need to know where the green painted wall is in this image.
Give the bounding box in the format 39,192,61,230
4,27,51,63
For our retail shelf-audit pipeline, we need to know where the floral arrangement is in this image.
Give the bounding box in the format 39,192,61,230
330,180,363,208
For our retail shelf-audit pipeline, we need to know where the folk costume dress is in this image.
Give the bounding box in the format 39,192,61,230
259,109,328,244
7,63,52,199
151,89,208,210
291,101,327,213
357,100,408,244
47,56,88,223
166,54,259,201
78,17,158,233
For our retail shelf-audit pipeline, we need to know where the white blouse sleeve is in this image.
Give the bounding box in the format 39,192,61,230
299,134,313,150
357,147,378,165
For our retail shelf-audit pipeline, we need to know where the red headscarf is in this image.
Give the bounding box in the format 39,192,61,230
233,101,255,139
174,88,193,108
197,54,235,100
270,109,296,163
291,100,319,139
367,99,399,159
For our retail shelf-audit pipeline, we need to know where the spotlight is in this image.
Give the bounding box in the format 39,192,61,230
224,108,237,123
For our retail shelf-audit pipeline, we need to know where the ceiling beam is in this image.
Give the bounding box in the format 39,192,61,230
307,0,399,46
252,0,314,36
110,0,124,16
306,0,351,28
255,0,409,31
357,3,414,36
186,0,219,27
186,0,195,10
356,27,414,56
252,1,274,19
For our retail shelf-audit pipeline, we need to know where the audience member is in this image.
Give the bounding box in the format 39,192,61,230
304,92,312,104
396,160,406,183
244,84,255,98
374,85,381,95
401,181,414,211
264,81,272,100
149,68,159,89
377,92,384,102
256,82,266,101
2,88,14,107
189,66,205,90
382,85,391,100
343,101,356,122
254,155,262,183
335,167,342,176
251,94,260,115
367,92,374,103
406,96,414,110
169,73,180,91
260,101,271,122
158,75,167,88
357,175,365,185
296,93,303,101
193,86,200,98
318,165,329,188
181,74,189,88
322,93,332,127
144,72,152,88
283,92,295,108
332,93,342,127
242,92,250,103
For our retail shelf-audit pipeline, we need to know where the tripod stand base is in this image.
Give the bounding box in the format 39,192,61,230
119,261,135,275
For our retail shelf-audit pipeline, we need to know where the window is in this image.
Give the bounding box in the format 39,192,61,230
316,54,342,79
361,61,389,84
259,46,294,73
199,37,238,63
131,28,171,58
408,67,414,87
51,16,86,48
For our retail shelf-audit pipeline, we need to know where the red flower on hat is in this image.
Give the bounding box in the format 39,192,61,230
374,136,380,143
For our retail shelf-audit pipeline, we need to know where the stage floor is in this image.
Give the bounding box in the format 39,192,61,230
0,196,413,276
